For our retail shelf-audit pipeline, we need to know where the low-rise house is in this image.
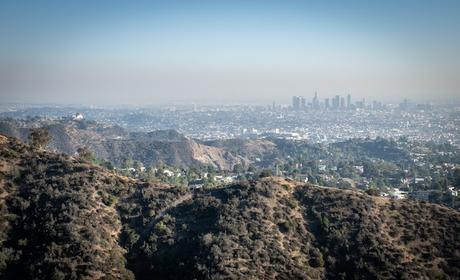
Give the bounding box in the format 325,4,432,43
413,177,425,184
390,188,407,200
296,175,309,183
448,186,458,197
354,165,364,174
214,175,235,184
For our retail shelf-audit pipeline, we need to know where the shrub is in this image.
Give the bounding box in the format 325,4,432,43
278,220,292,233
154,221,168,235
366,188,380,196
259,169,273,178
28,128,51,149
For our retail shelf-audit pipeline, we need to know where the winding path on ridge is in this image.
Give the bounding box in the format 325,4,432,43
141,193,193,237
154,193,193,220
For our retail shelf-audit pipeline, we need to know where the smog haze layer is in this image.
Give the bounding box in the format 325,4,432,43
1,0,459,105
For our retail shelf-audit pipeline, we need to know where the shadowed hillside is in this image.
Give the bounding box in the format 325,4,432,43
0,134,137,279
0,134,459,279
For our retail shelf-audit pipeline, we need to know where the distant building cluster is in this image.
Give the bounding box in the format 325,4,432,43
0,97,454,146
290,94,437,113
292,93,371,111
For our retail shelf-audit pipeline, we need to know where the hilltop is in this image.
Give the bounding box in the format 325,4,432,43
0,118,248,170
0,135,459,279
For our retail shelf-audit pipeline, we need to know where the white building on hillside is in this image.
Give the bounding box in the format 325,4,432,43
73,113,84,120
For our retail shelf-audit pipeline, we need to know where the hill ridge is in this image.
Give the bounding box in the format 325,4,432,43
0,135,459,279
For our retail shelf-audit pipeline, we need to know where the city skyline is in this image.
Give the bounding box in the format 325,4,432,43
0,94,446,108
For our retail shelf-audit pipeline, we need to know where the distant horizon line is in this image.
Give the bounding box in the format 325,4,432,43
1,99,460,108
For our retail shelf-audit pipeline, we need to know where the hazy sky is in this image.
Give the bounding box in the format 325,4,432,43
1,0,459,105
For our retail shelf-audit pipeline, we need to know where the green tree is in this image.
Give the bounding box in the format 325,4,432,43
142,166,157,182
259,169,273,178
453,168,460,187
247,164,257,173
232,163,244,174
366,188,380,196
100,160,114,170
123,155,134,169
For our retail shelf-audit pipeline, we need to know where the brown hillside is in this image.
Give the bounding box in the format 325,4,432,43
0,135,459,279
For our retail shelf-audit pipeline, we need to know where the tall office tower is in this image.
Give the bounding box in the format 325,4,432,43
292,96,300,110
347,94,351,108
340,97,345,108
400,99,409,110
300,96,306,109
325,98,330,110
292,96,306,110
312,92,319,110
332,95,340,109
